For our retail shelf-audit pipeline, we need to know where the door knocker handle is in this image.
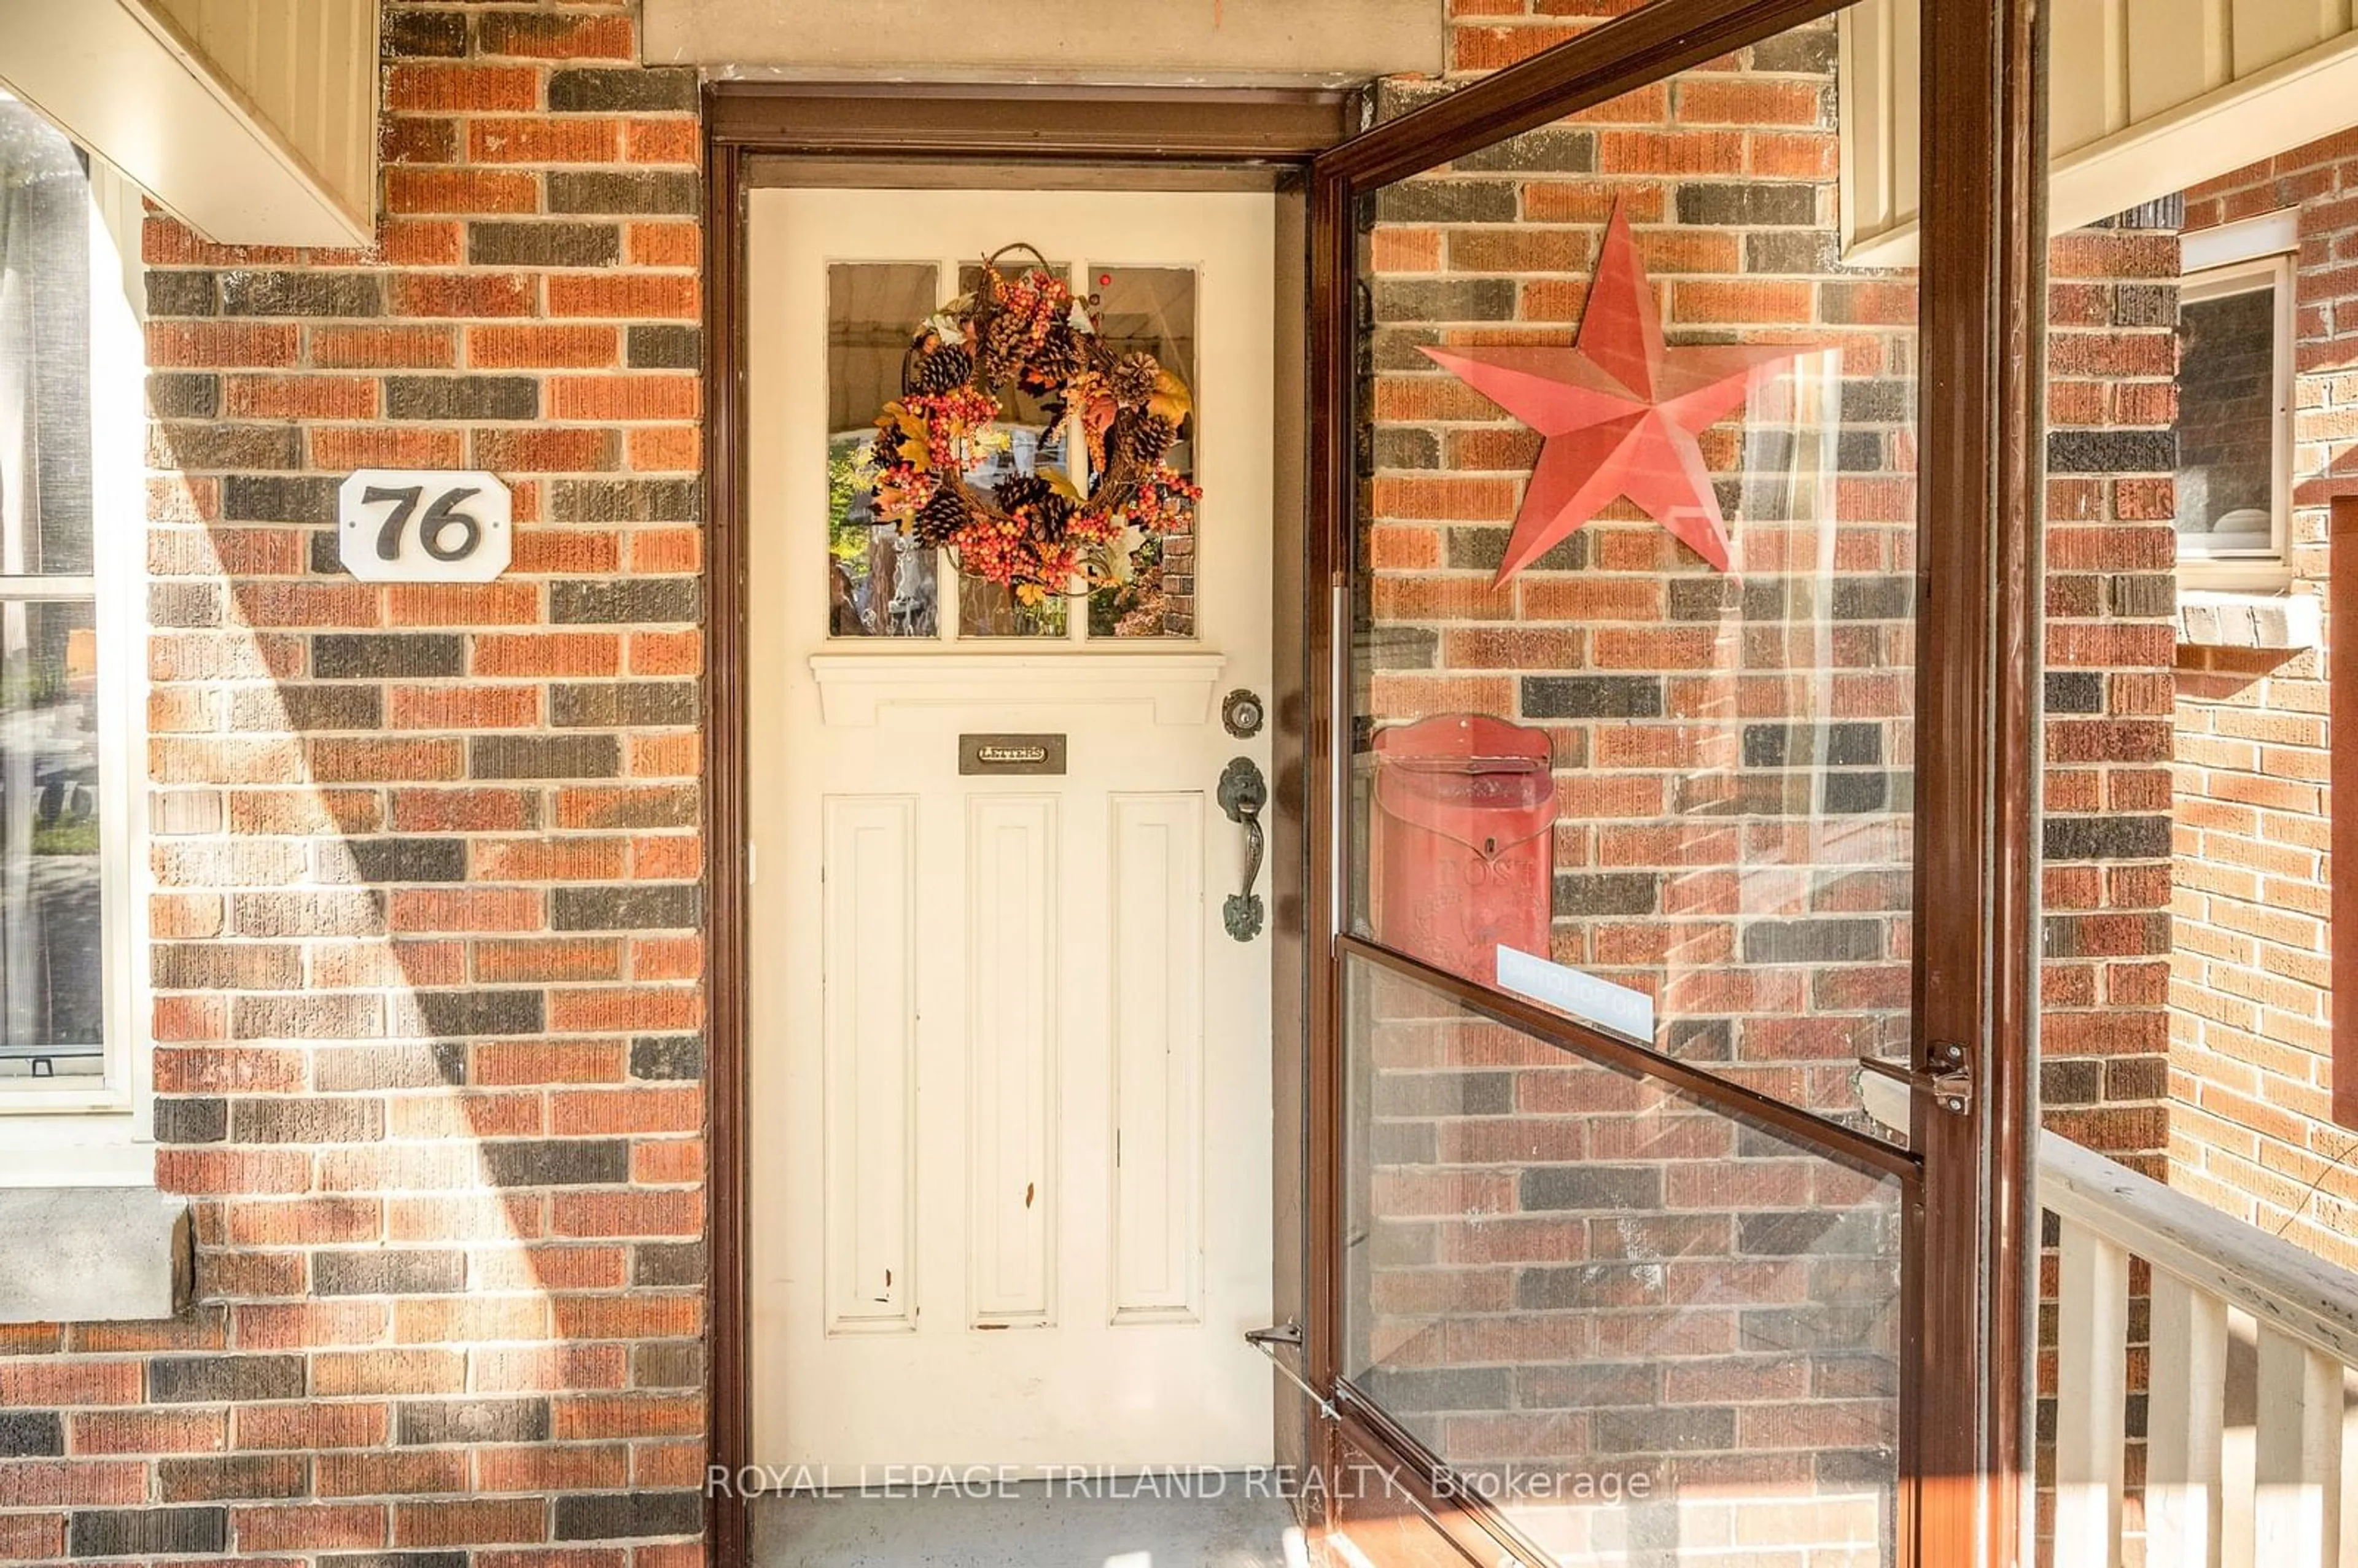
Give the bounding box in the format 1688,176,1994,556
1218,757,1267,942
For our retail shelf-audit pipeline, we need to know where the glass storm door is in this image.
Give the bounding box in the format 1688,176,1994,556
743,187,1282,1472
1302,1,2044,1564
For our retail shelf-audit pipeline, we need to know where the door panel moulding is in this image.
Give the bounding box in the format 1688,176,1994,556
1842,0,2358,264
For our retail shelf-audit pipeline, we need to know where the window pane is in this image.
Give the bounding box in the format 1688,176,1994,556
2175,279,2278,555
1089,266,1197,638
1343,955,1902,1563
0,97,96,578
0,599,101,1081
829,263,941,638
1351,8,1917,1142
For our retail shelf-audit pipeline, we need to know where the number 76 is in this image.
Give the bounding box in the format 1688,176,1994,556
363,484,484,562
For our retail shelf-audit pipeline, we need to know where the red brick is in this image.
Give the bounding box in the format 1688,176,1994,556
386,168,540,215
311,324,459,369
387,64,542,112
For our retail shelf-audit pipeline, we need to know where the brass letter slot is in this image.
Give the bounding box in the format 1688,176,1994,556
959,734,1067,776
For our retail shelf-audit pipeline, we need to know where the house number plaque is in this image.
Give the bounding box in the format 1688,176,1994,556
337,469,513,583
959,734,1067,775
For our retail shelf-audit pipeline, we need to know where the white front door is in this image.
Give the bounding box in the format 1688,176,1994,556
746,187,1277,1473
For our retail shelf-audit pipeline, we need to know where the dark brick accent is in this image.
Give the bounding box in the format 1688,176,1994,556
232,1097,386,1144
68,1508,229,1558
313,634,466,679
385,375,540,421
159,422,305,470
222,475,338,524
1831,578,1912,620
1741,722,1881,768
146,271,219,317
0,1411,62,1457
551,681,699,727
2044,815,2173,861
149,1356,306,1404
546,170,701,215
157,1453,311,1501
2049,429,2177,473
481,1139,631,1187
549,68,699,112
632,1241,707,1288
1454,129,1595,173
410,988,547,1038
629,1034,704,1081
2107,573,2174,618
1676,182,1818,225
1373,180,1519,223
396,1397,551,1446
1745,230,1840,274
551,478,701,523
1517,1263,1667,1311
634,1342,704,1388
349,837,470,883
628,324,701,370
2045,671,2105,713
222,272,386,317
1553,873,1660,916
380,7,470,56
1740,918,1884,964
312,1250,467,1297
1592,1407,1737,1453
1352,1367,1514,1413
1520,1166,1662,1211
232,684,384,732
552,883,700,932
1371,279,1517,322
1522,675,1663,719
154,1096,229,1144
468,222,622,268
149,372,222,420
470,735,622,780
550,579,702,624
554,1490,704,1541
1740,1210,1886,1256
1372,428,1439,470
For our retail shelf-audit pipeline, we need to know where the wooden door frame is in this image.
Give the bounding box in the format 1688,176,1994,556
700,83,1352,1567
1299,1,2045,1564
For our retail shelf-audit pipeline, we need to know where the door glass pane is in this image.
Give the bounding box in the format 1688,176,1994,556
828,263,940,638
0,599,101,1079
1344,954,1903,1564
1089,266,1198,638
1351,6,1916,1143
956,261,1070,638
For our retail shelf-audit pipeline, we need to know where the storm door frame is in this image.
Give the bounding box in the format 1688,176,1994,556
1298,2,2047,1566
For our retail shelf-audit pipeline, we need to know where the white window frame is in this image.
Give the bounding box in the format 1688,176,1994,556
0,150,154,1186
2177,209,2299,592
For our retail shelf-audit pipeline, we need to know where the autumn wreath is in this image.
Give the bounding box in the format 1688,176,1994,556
863,245,1199,605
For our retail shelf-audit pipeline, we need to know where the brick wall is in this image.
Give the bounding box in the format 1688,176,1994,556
2169,134,2358,1267
0,4,709,1561
2040,215,2182,1178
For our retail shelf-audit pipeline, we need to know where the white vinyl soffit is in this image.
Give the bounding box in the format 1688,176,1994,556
0,0,376,248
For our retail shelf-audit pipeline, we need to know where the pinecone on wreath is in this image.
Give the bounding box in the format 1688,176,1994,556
912,484,968,546
910,341,973,394
1023,324,1082,390
994,473,1054,516
981,314,1028,386
1127,415,1177,465
1111,352,1160,406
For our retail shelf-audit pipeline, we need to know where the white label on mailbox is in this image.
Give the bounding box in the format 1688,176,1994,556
337,469,512,583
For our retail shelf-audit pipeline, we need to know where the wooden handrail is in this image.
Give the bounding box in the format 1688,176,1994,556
2037,1130,2358,1367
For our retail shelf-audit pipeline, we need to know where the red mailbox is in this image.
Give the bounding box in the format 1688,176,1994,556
1369,715,1560,985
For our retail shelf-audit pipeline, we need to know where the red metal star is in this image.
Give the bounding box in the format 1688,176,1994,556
1420,200,1829,581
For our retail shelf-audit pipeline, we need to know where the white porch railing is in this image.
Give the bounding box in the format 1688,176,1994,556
2040,1131,2358,1568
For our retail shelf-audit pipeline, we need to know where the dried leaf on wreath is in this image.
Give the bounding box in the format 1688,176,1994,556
1038,465,1086,503
1148,370,1193,428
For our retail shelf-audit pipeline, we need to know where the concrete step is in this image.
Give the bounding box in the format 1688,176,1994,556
753,1480,1305,1568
